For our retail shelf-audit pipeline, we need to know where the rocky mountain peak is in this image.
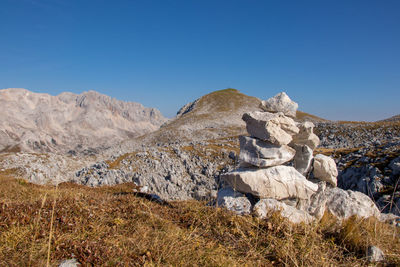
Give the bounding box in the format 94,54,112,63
0,88,167,154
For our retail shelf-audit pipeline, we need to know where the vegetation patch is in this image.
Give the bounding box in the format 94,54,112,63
1,173,400,266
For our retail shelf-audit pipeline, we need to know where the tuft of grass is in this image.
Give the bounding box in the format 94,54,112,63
0,173,399,266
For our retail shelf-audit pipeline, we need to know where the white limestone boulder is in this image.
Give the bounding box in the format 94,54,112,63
261,92,298,118
221,166,318,200
254,198,314,224
238,136,296,167
313,154,338,186
242,111,299,145
307,185,381,220
291,121,320,150
292,144,313,176
216,187,252,215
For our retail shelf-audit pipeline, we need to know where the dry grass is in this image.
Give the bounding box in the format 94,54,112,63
314,147,362,157
296,111,327,122
1,173,400,266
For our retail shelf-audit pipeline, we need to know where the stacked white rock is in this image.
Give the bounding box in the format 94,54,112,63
216,92,383,224
216,93,316,221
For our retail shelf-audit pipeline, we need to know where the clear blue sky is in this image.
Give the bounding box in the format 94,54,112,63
1,0,399,121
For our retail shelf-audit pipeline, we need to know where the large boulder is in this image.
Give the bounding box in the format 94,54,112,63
292,122,320,150
292,144,313,176
313,154,338,186
221,166,318,200
216,187,252,215
261,92,298,118
242,111,299,145
307,185,381,220
238,136,296,167
254,198,314,224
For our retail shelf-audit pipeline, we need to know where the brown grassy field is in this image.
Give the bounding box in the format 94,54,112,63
1,172,400,266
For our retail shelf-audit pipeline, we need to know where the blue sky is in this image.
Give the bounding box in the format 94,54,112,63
1,0,399,121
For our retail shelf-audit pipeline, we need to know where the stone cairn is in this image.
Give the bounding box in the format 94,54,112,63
216,92,339,223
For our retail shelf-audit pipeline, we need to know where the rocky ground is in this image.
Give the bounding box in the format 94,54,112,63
1,118,399,217
315,121,400,148
1,90,399,266
0,89,399,219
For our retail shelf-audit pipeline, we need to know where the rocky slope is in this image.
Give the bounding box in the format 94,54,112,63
379,114,400,122
0,88,167,154
138,88,263,143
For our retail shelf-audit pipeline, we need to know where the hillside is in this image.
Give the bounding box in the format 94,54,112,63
0,88,167,154
141,88,263,144
379,114,400,122
1,173,399,266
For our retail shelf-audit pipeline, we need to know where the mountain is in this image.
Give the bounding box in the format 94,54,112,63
135,88,263,145
0,88,167,153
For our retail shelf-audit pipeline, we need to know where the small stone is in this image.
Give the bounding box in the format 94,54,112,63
216,187,252,215
261,92,298,118
313,154,338,186
367,246,384,263
238,136,295,167
59,258,80,267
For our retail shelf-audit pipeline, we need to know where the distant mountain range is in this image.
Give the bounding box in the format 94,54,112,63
0,88,167,153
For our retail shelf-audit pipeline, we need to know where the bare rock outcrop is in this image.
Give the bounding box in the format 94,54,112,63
0,88,167,154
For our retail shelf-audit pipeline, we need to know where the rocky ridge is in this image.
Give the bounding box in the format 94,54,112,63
0,88,167,154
